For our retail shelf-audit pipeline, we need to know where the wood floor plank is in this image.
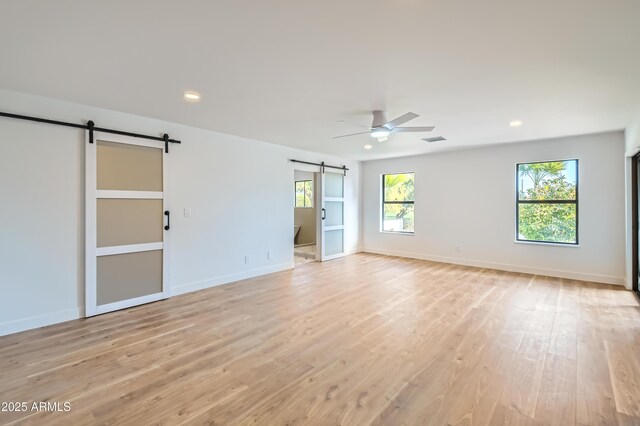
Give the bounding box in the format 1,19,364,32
576,343,619,425
0,253,638,425
496,311,555,421
533,353,577,425
430,343,518,426
604,339,640,417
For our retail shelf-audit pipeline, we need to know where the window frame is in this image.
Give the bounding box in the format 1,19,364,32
294,179,313,208
381,172,415,234
515,159,579,246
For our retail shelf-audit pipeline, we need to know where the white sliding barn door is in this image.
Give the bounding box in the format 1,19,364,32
85,133,170,316
317,170,345,261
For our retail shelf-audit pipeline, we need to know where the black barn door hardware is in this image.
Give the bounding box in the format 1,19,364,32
289,159,348,176
0,111,182,152
164,211,171,231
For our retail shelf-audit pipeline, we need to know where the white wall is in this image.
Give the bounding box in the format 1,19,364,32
294,170,314,181
362,132,626,285
625,118,640,155
0,89,360,335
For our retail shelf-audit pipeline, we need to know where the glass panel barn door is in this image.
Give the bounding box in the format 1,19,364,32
86,135,169,316
318,171,345,261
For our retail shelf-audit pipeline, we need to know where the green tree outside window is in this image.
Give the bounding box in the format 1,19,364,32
295,180,313,207
382,173,414,233
517,160,578,244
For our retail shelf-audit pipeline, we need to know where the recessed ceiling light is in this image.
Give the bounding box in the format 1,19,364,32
184,91,201,102
510,119,523,128
364,144,373,150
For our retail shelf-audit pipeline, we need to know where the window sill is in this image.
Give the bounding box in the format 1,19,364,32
380,231,415,236
514,240,579,248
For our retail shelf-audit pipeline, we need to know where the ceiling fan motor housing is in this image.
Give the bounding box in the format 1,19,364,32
372,110,389,129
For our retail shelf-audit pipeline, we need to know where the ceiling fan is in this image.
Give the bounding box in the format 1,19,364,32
333,110,435,142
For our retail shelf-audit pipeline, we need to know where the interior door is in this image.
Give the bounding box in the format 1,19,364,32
317,170,345,261
85,133,169,316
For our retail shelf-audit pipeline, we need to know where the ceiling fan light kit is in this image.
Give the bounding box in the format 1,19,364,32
370,128,390,138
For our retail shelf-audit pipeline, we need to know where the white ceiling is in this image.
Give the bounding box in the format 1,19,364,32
0,0,639,160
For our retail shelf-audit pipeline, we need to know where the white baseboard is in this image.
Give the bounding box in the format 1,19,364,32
362,247,625,286
0,307,84,337
0,263,294,337
171,262,295,296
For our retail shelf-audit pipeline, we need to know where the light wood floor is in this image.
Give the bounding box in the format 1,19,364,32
1,253,640,425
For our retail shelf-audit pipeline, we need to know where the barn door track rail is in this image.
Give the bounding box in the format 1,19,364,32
289,159,348,176
0,111,181,153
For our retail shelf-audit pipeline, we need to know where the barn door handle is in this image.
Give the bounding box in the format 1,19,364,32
321,208,326,221
164,211,170,230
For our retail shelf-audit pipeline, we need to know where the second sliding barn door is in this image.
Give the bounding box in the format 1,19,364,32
317,170,345,261
85,133,170,316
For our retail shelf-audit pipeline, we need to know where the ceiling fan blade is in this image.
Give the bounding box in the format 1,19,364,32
336,120,370,130
332,130,370,139
392,126,435,133
385,112,419,128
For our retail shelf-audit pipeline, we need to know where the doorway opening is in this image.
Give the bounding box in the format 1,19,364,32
633,153,640,293
294,170,318,265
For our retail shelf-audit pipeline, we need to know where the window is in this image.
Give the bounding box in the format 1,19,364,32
516,159,578,244
295,180,313,208
382,172,414,233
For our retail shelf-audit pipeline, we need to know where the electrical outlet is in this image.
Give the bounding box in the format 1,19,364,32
244,255,250,264
184,208,192,217
267,251,272,260
456,246,461,253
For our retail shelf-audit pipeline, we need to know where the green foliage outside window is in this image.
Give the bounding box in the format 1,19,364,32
382,173,414,233
517,160,577,244
295,180,313,207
